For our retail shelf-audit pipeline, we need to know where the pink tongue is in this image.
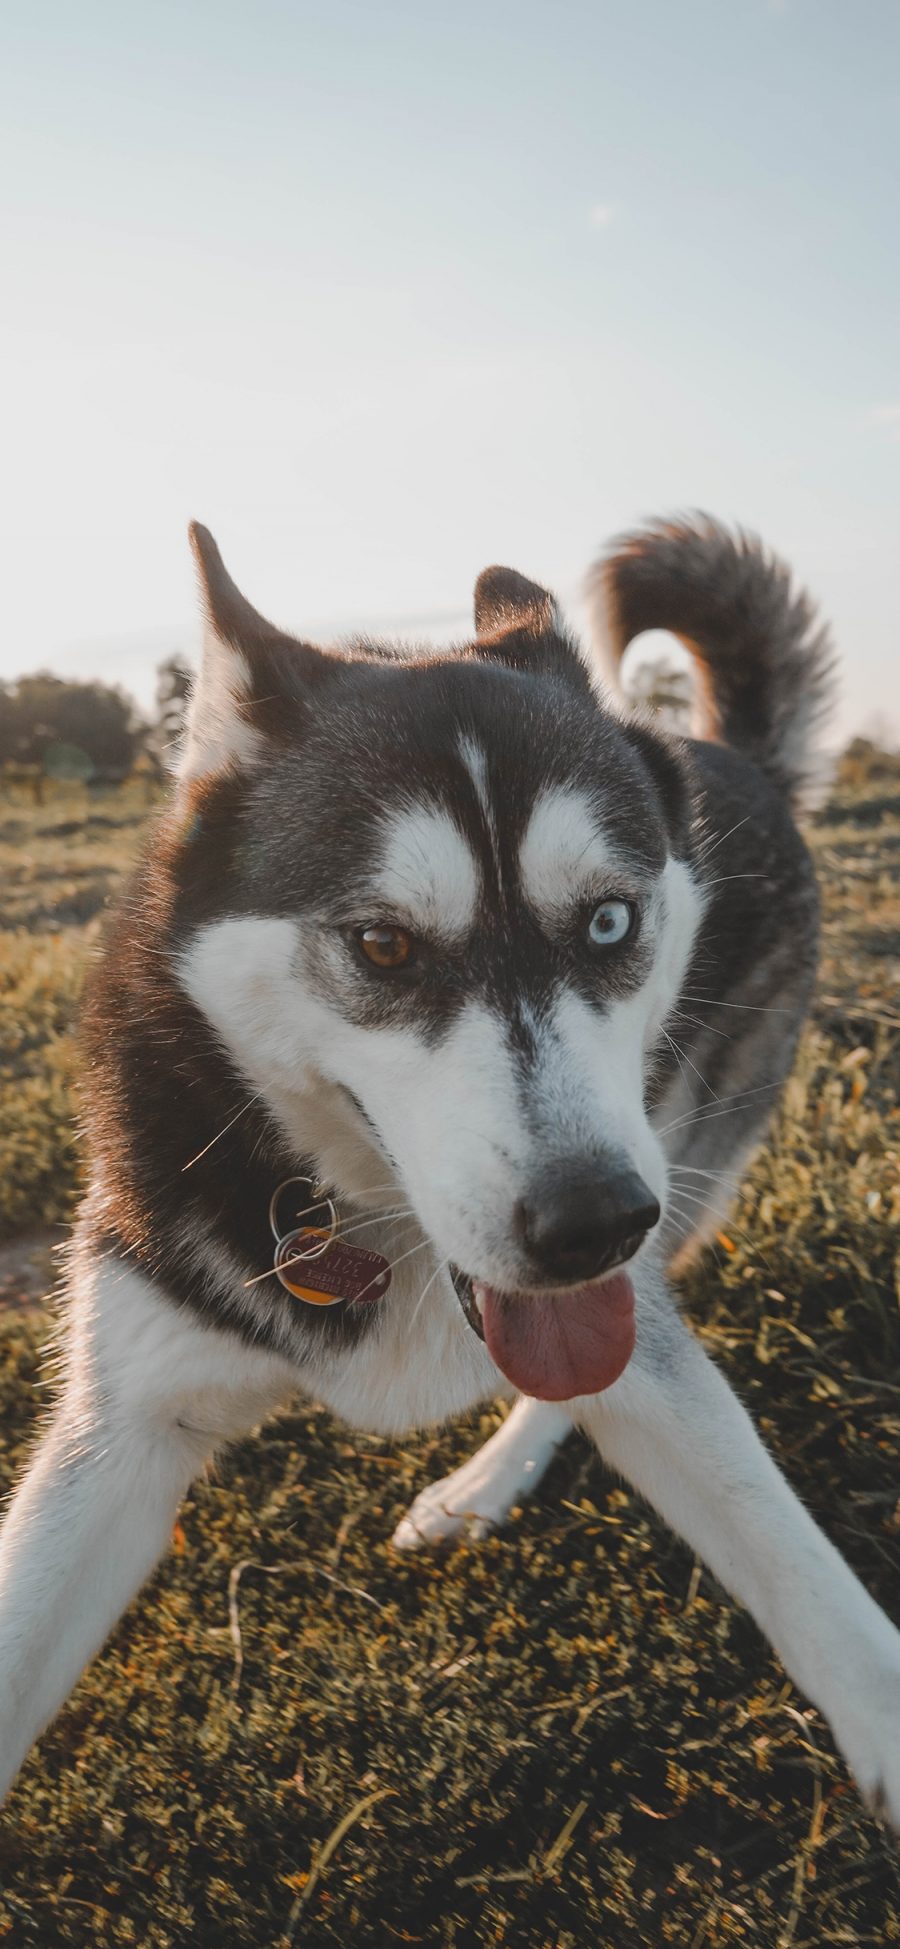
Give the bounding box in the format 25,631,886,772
477,1273,636,1401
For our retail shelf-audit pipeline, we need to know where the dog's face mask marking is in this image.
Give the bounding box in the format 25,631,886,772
174,530,702,1396
519,784,621,923
369,800,481,943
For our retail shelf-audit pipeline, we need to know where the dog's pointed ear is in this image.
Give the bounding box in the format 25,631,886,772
181,524,332,787
472,564,592,692
474,565,556,639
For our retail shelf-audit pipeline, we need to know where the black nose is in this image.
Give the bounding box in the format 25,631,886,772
515,1159,660,1286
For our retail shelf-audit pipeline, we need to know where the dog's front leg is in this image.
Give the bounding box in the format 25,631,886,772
392,1396,572,1548
0,1385,205,1801
576,1296,900,1827
0,1260,293,1803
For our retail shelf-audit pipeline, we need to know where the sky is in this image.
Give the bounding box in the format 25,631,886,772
1,0,898,742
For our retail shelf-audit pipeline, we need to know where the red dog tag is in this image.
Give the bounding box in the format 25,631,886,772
274,1228,391,1307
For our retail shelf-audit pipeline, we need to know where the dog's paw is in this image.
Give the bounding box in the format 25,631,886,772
391,1458,524,1551
391,1402,570,1551
832,1666,900,1832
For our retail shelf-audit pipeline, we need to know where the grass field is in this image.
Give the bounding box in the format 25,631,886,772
0,756,898,1947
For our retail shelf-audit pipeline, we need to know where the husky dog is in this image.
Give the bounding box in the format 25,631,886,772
1,517,898,1823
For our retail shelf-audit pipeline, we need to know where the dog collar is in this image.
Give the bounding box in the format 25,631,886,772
266,1174,392,1309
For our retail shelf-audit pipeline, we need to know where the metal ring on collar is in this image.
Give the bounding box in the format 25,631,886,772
268,1175,335,1244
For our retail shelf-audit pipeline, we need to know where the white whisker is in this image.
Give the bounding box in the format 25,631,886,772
242,1212,419,1289
669,1009,731,1042
696,812,752,861
670,1160,742,1175
661,1028,719,1103
656,1082,780,1140
704,872,768,888
679,994,792,1017
407,1254,452,1333
667,1190,766,1266
180,1092,264,1171
661,1210,694,1247
356,1235,433,1303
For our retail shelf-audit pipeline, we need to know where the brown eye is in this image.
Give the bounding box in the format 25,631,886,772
357,924,416,970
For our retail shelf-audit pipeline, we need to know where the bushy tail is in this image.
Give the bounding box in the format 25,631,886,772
585,514,835,807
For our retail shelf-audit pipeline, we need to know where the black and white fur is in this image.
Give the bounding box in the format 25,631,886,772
1,516,898,1825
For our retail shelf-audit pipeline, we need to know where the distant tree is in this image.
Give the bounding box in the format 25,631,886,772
626,656,693,732
153,655,194,767
43,741,95,782
0,674,146,775
836,736,899,792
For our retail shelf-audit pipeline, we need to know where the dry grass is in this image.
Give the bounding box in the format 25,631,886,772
0,783,152,1241
0,756,898,1947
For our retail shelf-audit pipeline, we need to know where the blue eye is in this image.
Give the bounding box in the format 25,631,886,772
587,899,634,947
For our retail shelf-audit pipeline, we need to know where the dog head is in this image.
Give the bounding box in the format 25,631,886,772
173,527,703,1397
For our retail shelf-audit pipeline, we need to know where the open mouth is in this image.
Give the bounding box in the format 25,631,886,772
451,1264,636,1402
451,1267,483,1338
